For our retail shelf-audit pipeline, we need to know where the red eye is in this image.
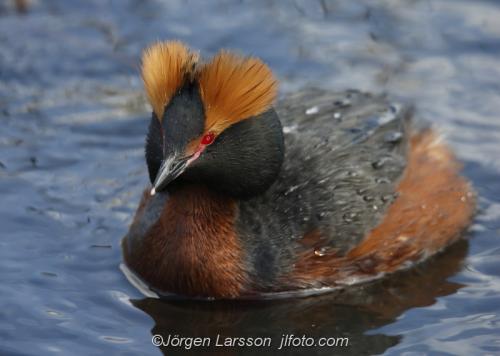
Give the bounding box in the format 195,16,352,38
201,132,215,145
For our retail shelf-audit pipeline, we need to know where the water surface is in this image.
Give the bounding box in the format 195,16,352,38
1,0,500,355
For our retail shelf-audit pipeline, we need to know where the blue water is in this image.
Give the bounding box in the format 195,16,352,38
1,1,499,355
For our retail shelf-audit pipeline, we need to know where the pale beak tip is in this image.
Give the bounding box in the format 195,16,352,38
150,187,156,196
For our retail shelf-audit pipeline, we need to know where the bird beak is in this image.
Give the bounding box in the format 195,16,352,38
150,156,189,195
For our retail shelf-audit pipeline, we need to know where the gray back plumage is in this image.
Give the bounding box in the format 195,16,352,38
236,89,411,286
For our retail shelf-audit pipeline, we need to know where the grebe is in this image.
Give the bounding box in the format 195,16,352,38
122,41,475,299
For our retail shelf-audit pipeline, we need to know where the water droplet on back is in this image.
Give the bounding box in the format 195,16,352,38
333,99,351,108
343,212,357,222
384,131,403,143
372,157,391,169
305,106,319,115
316,212,326,220
283,124,298,134
284,184,301,195
314,247,328,257
381,194,394,202
376,177,391,184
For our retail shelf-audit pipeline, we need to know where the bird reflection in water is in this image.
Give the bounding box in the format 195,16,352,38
132,240,468,356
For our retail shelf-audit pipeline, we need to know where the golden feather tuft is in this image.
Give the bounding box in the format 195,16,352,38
141,41,198,119
198,51,278,134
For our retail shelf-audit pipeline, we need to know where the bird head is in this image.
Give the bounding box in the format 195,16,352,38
142,41,283,198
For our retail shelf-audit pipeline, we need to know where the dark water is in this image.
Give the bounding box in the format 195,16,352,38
1,0,499,355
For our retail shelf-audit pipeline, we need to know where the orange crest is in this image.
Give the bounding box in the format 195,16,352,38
198,51,278,134
141,41,198,119
141,41,278,135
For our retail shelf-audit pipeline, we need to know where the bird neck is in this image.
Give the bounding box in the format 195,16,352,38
179,109,285,199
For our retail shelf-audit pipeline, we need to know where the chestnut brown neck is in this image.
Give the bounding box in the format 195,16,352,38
123,184,249,298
